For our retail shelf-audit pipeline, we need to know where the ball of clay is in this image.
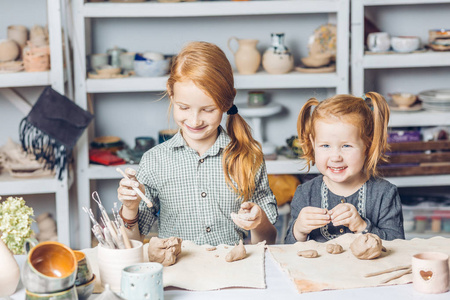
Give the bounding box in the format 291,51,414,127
225,240,247,262
0,39,20,62
148,236,182,266
326,243,344,254
350,233,383,260
297,250,319,258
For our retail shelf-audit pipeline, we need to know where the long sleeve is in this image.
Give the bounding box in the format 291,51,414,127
285,184,311,244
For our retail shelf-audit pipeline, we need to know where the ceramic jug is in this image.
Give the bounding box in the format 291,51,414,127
227,36,261,75
262,33,294,74
0,238,21,297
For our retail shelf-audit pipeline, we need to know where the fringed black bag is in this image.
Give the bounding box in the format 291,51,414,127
19,86,94,179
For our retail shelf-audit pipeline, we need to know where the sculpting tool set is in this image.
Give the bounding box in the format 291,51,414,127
83,191,132,249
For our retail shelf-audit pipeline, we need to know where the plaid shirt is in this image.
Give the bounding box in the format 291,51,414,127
136,126,278,246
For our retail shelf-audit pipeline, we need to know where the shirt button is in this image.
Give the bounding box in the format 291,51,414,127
206,227,211,232
341,199,345,203
340,228,344,234
201,192,207,198
200,159,204,163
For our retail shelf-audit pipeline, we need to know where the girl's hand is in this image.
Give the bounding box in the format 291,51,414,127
117,167,143,211
329,203,367,233
231,202,262,231
293,207,331,240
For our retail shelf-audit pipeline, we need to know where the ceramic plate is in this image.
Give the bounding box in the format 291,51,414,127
295,63,336,73
308,24,336,60
418,89,450,103
388,101,423,112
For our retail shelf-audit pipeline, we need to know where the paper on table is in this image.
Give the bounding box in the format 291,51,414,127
82,240,266,293
268,234,450,293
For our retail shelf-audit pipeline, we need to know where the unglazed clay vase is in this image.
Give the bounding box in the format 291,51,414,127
227,36,261,74
0,238,21,297
0,39,20,62
412,252,449,294
98,240,144,293
262,33,294,74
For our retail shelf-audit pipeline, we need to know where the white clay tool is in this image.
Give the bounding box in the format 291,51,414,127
116,167,153,208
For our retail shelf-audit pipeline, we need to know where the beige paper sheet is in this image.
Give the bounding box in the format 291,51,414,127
268,234,450,293
83,240,266,292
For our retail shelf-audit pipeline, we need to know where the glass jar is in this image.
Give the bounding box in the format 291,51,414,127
431,216,442,233
414,216,428,233
442,218,450,233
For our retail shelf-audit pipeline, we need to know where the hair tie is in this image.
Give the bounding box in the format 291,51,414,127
227,104,238,115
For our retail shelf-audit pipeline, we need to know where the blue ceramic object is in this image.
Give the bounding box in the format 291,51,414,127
134,53,170,77
120,262,163,300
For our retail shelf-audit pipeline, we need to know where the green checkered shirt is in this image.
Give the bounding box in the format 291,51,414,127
136,126,278,246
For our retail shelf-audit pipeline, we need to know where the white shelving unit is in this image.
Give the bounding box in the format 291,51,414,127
0,0,72,246
351,0,450,128
73,0,350,248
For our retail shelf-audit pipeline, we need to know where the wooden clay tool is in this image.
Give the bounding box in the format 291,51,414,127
116,167,153,208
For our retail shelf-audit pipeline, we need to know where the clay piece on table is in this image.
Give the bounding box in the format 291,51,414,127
205,246,216,251
350,233,384,260
225,240,247,262
148,236,182,266
326,243,344,254
297,250,319,258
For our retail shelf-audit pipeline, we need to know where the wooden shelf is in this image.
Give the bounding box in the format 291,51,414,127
389,110,450,127
361,0,450,6
363,51,450,69
0,71,51,88
82,0,343,18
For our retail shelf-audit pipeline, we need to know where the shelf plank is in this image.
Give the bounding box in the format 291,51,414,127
362,0,450,6
363,51,450,69
389,110,450,127
83,0,341,18
385,174,450,187
0,72,51,88
86,72,340,93
405,232,450,240
0,172,58,195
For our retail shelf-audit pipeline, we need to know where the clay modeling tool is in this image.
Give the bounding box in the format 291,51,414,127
103,226,117,249
114,203,132,249
116,167,153,208
92,226,108,248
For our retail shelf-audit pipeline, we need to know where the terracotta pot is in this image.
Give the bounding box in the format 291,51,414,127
23,44,50,72
227,36,261,74
0,238,21,297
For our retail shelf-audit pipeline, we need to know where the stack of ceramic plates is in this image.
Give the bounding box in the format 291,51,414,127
418,89,450,111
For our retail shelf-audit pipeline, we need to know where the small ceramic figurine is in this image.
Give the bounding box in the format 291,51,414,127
262,33,294,74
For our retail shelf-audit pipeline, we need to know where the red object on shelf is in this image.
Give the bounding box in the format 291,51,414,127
415,216,427,221
89,149,125,166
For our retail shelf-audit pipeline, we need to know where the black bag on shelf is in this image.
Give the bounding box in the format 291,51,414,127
19,86,94,179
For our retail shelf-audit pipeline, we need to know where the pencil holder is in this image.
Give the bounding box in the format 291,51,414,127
120,262,164,300
97,240,143,293
412,252,449,294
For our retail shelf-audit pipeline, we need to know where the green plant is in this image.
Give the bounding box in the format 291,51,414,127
0,196,34,254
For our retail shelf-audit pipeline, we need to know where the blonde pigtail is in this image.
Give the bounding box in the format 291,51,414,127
297,98,320,171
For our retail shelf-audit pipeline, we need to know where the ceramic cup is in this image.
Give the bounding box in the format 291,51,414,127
158,129,178,144
120,52,136,70
97,240,144,293
120,262,164,300
21,240,77,294
367,32,391,52
135,136,155,153
412,252,449,294
88,53,109,70
391,36,421,53
73,250,93,286
248,91,267,107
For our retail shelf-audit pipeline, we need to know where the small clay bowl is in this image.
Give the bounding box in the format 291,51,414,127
391,93,417,108
301,53,331,68
95,65,121,76
73,250,93,286
75,274,96,300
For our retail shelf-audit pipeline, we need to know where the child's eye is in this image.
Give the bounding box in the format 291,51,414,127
203,108,215,113
320,144,330,148
178,106,189,110
342,144,352,148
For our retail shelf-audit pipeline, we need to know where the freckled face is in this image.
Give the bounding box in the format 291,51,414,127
312,119,366,189
172,80,223,151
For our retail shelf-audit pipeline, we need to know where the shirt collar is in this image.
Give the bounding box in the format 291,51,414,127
166,126,230,157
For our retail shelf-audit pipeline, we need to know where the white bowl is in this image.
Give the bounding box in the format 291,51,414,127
391,36,421,52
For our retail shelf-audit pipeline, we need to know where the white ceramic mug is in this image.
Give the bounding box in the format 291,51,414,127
412,252,449,294
97,240,144,293
367,32,391,52
120,262,164,300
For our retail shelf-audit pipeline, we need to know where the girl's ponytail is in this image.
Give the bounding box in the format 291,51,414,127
364,92,390,177
224,113,263,202
297,98,320,171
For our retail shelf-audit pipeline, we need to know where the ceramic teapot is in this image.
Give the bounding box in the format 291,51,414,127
0,237,21,297
262,33,294,74
227,36,261,74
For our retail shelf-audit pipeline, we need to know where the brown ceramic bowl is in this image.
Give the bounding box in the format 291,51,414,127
391,93,417,108
301,53,331,68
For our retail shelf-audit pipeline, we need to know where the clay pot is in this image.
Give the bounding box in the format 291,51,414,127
262,33,294,74
0,39,20,62
0,238,21,297
227,36,261,75
8,25,28,59
30,25,48,47
23,43,50,72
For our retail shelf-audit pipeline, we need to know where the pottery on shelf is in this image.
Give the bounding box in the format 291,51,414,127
300,53,331,68
390,92,417,108
227,36,261,75
0,238,21,297
262,33,294,74
0,39,20,62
